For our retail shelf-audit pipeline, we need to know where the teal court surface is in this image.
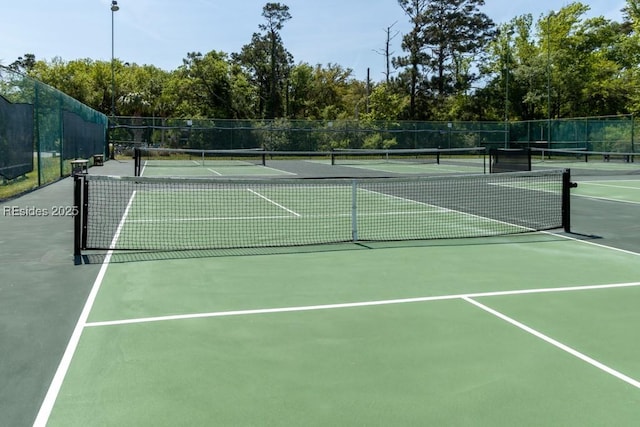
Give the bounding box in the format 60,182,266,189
138,160,296,177
134,147,640,178
2,157,640,426
572,179,640,204
136,149,489,177
39,234,640,426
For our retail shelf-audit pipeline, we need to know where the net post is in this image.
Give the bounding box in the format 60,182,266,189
562,169,576,233
351,180,358,242
483,148,487,174
134,148,140,176
73,174,83,258
81,176,89,250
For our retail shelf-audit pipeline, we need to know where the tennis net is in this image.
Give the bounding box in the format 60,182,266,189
134,147,489,176
74,170,572,254
490,148,532,173
531,148,639,176
330,147,486,167
134,147,267,176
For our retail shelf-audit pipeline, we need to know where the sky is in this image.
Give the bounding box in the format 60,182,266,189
1,0,627,82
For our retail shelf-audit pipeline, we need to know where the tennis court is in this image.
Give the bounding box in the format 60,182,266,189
134,147,490,177
531,148,640,177
4,155,640,426
573,179,640,204
139,159,294,178
134,146,640,178
40,234,640,426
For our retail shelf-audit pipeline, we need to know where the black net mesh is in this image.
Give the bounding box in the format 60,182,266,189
62,111,107,160
490,148,531,173
78,170,567,252
0,95,33,180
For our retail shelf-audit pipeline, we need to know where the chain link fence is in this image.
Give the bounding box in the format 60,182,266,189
110,115,636,155
0,66,108,200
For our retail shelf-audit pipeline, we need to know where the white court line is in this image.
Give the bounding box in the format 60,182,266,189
573,194,640,205
545,229,640,257
33,191,139,427
463,297,640,390
82,281,640,389
259,165,296,175
353,209,443,216
489,181,561,195
337,163,482,174
207,168,222,176
126,215,293,223
360,187,535,233
84,281,640,328
247,188,301,217
127,210,448,224
359,187,449,212
579,182,640,191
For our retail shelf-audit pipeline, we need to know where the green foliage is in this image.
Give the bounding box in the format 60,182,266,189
362,133,398,150
253,117,292,150
11,0,640,124
171,51,235,118
362,84,408,122
233,3,293,119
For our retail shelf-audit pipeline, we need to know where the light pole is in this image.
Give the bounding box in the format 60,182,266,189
503,28,513,148
547,12,553,147
111,1,119,117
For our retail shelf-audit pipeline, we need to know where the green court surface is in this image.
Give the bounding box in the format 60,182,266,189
142,159,484,177
573,179,640,203
309,158,487,175
144,156,638,177
5,157,638,426
532,158,640,174
140,163,294,177
38,231,640,426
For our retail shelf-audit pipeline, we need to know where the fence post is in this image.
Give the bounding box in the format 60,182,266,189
631,114,635,153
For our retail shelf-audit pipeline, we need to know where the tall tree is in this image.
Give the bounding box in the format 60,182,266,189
539,4,631,118
422,0,494,100
481,16,543,121
395,0,494,119
233,2,293,118
375,22,400,84
394,0,429,119
620,0,640,114
260,3,292,118
9,54,36,73
172,51,235,118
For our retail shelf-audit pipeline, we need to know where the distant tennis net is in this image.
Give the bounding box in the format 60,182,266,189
329,147,486,166
134,147,489,176
530,148,639,176
134,147,268,175
489,148,532,173
74,170,572,254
